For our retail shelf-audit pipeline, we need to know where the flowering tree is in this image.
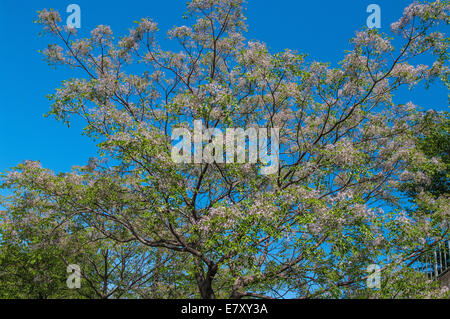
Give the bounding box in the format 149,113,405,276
1,0,449,298
0,187,187,298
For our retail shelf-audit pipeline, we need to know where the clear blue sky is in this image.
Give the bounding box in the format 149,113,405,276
0,0,447,174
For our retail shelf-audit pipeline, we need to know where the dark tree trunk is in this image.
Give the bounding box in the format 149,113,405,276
197,277,216,299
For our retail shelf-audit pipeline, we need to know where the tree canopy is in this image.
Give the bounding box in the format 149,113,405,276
1,0,449,299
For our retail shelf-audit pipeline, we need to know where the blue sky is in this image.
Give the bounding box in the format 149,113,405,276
0,0,447,175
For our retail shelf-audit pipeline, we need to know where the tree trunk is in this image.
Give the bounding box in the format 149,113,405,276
197,277,216,299
194,259,218,299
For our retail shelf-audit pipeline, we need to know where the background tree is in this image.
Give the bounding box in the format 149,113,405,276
402,111,449,199
1,0,449,298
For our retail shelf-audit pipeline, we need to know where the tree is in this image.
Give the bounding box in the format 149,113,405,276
1,0,449,299
0,189,186,298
